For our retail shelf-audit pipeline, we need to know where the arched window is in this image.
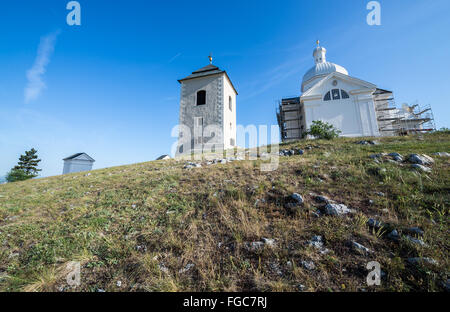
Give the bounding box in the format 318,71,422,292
323,89,350,101
229,96,232,111
341,90,350,99
197,90,206,105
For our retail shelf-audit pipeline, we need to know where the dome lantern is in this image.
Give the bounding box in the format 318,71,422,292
301,42,349,92
313,40,327,64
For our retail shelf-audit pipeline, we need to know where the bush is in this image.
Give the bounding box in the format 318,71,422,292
436,127,450,134
6,169,33,183
305,120,341,140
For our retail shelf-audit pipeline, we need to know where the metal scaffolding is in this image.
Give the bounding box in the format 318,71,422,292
373,89,435,136
276,97,304,142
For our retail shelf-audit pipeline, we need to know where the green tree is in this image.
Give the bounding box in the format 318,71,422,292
304,120,341,140
6,148,42,182
6,168,31,183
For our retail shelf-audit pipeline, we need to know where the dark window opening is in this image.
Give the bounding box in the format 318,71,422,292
341,90,350,99
197,90,206,105
324,91,331,101
332,89,340,100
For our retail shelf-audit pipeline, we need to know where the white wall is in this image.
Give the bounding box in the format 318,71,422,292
63,159,94,174
177,74,224,155
302,76,380,137
222,75,237,149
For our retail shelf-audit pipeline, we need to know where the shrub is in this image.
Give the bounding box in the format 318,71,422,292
305,120,341,140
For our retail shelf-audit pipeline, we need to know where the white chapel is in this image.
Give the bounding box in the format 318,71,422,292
277,42,434,141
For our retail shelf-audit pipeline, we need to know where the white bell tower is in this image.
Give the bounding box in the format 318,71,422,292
176,56,237,156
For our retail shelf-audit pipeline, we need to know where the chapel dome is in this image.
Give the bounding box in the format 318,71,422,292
302,42,348,91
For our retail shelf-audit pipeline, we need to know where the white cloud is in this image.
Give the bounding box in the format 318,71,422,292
24,31,60,103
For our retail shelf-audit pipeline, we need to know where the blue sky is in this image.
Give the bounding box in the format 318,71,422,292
1,0,449,177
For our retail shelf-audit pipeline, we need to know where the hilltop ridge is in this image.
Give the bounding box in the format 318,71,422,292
0,132,449,292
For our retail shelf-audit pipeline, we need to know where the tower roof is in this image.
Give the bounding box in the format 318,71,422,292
178,63,238,94
178,64,225,82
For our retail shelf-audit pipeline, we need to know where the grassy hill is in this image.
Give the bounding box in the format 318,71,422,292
0,132,449,292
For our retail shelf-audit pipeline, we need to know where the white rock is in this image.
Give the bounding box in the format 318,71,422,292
351,241,371,254
404,235,427,247
433,152,450,157
408,154,434,166
300,260,315,271
291,193,304,205
179,263,194,274
262,238,276,247
324,203,352,216
411,164,431,173
308,235,330,254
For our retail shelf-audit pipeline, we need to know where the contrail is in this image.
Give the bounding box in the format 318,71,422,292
24,31,60,103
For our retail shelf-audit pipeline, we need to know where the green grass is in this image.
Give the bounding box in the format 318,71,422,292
0,132,449,292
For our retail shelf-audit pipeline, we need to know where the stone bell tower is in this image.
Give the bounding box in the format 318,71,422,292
176,55,237,156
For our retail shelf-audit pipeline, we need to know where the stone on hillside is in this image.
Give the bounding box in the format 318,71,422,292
291,193,304,205
388,152,402,158
297,284,306,292
262,237,276,247
183,162,202,169
284,193,304,214
269,263,283,276
411,164,431,173
324,203,352,216
308,235,324,249
308,235,330,254
408,154,434,166
393,156,403,162
315,195,332,204
297,149,304,155
387,229,400,241
367,218,384,230
405,227,424,237
300,260,315,271
356,140,378,145
179,263,195,274
433,152,450,157
407,257,437,266
351,241,371,254
404,235,427,247
247,241,264,251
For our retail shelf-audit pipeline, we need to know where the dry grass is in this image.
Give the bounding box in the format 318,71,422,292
0,132,449,292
